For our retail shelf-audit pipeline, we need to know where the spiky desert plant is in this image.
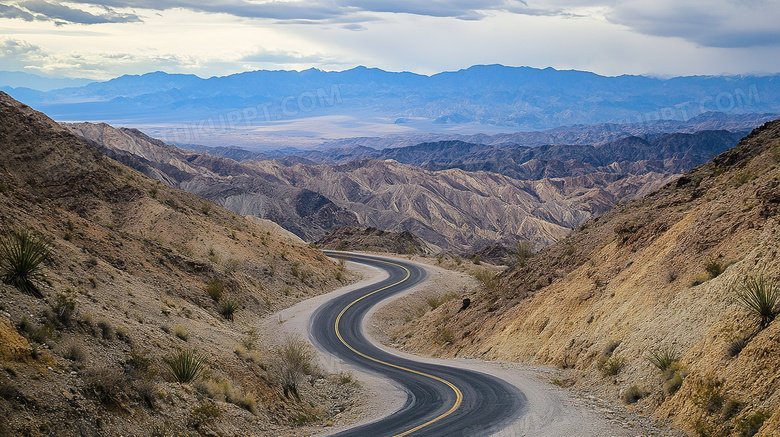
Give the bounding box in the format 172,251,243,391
166,348,206,383
218,299,240,321
645,345,680,372
0,228,51,298
733,274,780,329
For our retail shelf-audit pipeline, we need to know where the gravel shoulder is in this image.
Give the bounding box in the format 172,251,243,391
258,253,654,436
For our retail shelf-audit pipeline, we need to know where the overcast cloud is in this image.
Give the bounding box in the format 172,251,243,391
0,0,778,80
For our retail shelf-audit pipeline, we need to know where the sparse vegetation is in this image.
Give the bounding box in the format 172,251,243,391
0,228,52,298
218,299,240,321
471,269,499,291
646,345,680,372
269,334,315,400
515,241,534,266
426,292,458,310
205,277,224,301
704,257,724,279
726,335,750,357
173,324,189,341
598,353,625,377
622,385,644,404
166,348,206,383
734,410,771,436
732,274,780,329
84,367,129,405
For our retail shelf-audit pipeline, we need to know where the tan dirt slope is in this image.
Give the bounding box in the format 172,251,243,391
392,119,780,436
0,91,358,436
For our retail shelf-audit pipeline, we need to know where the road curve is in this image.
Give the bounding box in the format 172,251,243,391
310,252,525,437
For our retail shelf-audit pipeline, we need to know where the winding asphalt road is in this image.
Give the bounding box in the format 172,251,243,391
310,252,525,437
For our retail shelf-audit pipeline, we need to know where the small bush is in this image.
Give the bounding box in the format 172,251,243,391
692,376,727,414
453,255,462,265
84,367,129,405
337,371,355,385
471,269,498,291
733,274,780,329
472,256,481,265
51,291,77,327
166,348,206,383
0,228,52,298
622,385,644,404
218,299,240,321
173,324,189,341
269,334,315,400
64,342,87,362
664,372,684,396
646,345,680,372
599,354,625,376
426,292,458,310
192,400,221,424
704,257,723,279
433,326,455,345
96,318,114,340
735,410,771,437
726,335,750,357
204,278,224,301
690,273,711,287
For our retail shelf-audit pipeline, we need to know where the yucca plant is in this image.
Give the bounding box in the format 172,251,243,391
166,348,206,383
0,228,51,298
218,299,240,321
733,274,780,329
645,345,680,372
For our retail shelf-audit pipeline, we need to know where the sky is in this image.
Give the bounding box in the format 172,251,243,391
1,0,780,80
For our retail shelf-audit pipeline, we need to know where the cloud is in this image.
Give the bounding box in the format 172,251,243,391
61,0,559,21
605,0,780,48
0,3,40,21
240,49,330,64
19,0,141,24
342,23,365,31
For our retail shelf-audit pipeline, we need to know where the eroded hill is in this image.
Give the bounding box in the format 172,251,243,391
0,92,357,436
390,120,780,435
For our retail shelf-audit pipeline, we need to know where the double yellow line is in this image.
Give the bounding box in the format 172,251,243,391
333,255,464,437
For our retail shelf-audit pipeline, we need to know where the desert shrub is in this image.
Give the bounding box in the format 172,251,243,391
471,269,499,291
192,400,221,425
337,371,355,385
692,376,728,414
241,327,259,351
51,291,77,327
664,372,684,396
733,274,780,329
515,241,534,266
128,348,154,376
166,348,206,383
97,319,114,340
622,385,644,404
269,334,315,400
173,324,189,341
0,228,52,298
218,299,240,321
84,367,129,405
734,410,771,437
726,335,750,357
204,278,224,301
426,292,458,310
224,258,240,274
453,255,462,265
63,342,87,362
704,257,724,279
599,354,625,377
646,345,680,372
433,326,454,345
472,256,481,265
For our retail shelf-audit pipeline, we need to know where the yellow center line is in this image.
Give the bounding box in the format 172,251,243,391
332,254,464,437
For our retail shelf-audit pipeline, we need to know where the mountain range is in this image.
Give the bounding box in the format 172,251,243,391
4,65,779,146
65,121,743,251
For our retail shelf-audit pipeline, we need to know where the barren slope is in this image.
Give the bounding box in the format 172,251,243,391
391,119,780,436
0,92,359,436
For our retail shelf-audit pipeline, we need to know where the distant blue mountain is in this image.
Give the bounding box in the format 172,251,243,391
4,65,779,134
0,71,94,92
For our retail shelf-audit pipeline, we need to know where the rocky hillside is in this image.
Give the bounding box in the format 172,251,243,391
65,122,360,240
392,119,780,435
315,226,438,256
0,92,357,436
66,122,679,251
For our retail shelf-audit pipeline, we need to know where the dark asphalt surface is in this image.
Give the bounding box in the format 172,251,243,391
310,252,525,437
